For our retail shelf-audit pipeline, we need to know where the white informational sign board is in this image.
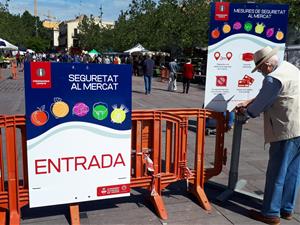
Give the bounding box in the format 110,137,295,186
205,2,288,112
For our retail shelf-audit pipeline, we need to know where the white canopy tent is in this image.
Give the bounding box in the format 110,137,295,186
124,43,149,54
27,49,35,54
0,38,18,50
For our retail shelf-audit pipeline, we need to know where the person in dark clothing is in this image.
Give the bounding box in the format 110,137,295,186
182,58,194,94
143,54,155,95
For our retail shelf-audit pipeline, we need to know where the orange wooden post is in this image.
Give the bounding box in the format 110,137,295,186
69,203,80,225
190,110,211,211
204,112,226,181
179,117,188,177
0,119,6,225
5,117,21,225
20,126,29,189
150,112,168,220
0,209,6,225
135,121,143,177
165,121,173,173
173,122,180,179
0,118,5,192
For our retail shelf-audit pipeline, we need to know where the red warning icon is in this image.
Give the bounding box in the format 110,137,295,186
238,75,255,87
216,76,227,87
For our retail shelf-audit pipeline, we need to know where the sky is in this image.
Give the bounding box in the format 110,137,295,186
8,0,135,22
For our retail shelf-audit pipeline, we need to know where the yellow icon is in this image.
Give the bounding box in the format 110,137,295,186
111,104,129,124
222,24,231,34
255,23,265,34
276,30,284,41
51,97,69,118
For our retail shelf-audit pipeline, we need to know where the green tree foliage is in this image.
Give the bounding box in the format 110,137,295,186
77,0,212,53
0,1,51,52
101,0,210,53
77,15,115,52
77,0,300,53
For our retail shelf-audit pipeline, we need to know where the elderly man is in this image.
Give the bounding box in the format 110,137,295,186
236,46,300,225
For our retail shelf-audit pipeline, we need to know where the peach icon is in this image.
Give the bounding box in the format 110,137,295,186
51,97,69,118
222,24,231,34
276,30,284,41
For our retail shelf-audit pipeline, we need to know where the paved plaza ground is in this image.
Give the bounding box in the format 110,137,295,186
0,68,299,225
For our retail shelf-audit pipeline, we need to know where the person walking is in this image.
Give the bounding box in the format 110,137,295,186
104,56,110,64
16,51,21,67
113,55,120,64
236,46,300,225
143,54,155,95
168,58,179,91
11,59,17,80
182,58,194,94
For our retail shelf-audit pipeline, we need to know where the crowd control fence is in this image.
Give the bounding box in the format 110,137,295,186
0,108,227,225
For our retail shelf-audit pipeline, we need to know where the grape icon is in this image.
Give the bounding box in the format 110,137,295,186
73,102,89,117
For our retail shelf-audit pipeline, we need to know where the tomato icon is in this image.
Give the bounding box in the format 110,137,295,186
31,105,49,127
211,28,220,39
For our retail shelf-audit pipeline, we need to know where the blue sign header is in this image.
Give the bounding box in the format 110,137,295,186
24,62,132,140
209,3,289,45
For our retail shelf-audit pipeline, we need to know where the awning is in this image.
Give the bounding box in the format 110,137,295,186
0,38,18,50
124,44,149,54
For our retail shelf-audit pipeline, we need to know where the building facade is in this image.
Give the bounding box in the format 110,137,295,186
42,20,60,47
58,15,114,50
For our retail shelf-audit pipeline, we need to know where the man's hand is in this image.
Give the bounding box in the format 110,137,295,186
235,105,247,114
236,98,254,108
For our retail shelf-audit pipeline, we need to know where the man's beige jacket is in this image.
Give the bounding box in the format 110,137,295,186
264,61,300,143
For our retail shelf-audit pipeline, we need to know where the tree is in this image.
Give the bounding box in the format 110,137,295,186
0,6,51,52
78,15,99,50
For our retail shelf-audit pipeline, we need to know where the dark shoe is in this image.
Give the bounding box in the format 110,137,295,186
249,209,280,225
281,211,292,220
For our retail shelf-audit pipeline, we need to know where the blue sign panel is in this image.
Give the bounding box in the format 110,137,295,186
24,62,132,207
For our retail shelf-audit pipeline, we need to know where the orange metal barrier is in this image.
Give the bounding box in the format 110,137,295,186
158,108,228,181
0,109,227,225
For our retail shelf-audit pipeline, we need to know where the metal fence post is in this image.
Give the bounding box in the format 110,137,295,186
216,113,247,201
